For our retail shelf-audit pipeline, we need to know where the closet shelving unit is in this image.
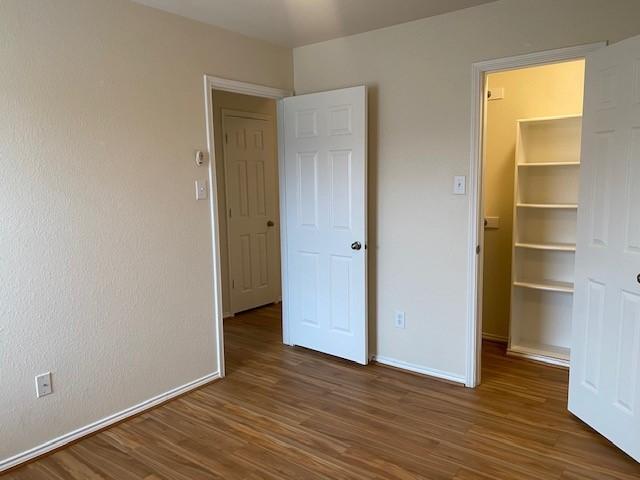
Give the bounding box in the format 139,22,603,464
508,114,582,367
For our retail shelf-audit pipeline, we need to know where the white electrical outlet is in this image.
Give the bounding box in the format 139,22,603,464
35,372,52,398
394,311,406,329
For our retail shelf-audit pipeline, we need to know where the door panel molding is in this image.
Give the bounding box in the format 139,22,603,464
568,34,640,462
282,85,368,364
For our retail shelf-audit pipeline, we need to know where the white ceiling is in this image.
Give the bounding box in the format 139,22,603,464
132,0,497,48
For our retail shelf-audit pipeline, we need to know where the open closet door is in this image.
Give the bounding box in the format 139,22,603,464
569,34,640,462
282,86,368,364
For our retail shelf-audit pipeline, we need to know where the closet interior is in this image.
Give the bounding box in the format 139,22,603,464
482,60,585,368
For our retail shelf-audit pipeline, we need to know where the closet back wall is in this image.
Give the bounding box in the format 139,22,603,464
483,60,585,340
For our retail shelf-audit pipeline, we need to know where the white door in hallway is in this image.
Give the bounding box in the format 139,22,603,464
282,86,368,364
223,111,280,313
569,34,640,462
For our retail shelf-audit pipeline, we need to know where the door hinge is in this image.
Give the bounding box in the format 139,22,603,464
232,279,235,289
225,133,228,144
228,208,232,218
476,245,481,255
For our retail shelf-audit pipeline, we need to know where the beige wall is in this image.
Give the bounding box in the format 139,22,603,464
482,61,585,341
293,0,640,378
211,91,280,315
0,0,291,464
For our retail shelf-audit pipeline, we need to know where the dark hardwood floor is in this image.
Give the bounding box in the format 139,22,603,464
5,304,640,479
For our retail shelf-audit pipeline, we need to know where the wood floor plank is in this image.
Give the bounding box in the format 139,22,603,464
4,304,640,479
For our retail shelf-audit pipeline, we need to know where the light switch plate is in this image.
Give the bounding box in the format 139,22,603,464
195,179,208,200
487,87,505,100
453,176,466,195
485,216,500,229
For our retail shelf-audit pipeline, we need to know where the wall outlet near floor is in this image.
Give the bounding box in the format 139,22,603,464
35,372,52,398
394,311,406,329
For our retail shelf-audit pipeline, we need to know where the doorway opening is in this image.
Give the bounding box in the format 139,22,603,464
212,90,285,375
482,59,585,374
204,78,369,376
212,91,282,319
468,37,640,461
466,43,604,388
203,77,290,377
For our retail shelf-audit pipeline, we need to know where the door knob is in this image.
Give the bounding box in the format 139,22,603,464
267,220,274,227
351,241,362,251
637,273,640,284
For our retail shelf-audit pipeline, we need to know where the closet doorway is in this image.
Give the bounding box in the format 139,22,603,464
468,37,640,461
481,60,585,367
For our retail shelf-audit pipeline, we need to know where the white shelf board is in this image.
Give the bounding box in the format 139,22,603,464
515,242,576,252
513,280,574,293
516,203,578,209
508,342,570,367
517,114,582,124
518,162,580,167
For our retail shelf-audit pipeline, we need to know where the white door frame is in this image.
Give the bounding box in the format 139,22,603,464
465,42,606,388
203,75,291,378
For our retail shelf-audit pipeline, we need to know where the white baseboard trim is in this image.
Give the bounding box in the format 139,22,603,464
0,371,221,473
372,355,465,385
482,333,509,343
223,311,235,319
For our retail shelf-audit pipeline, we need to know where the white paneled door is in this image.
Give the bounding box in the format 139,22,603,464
569,35,640,462
223,111,280,313
282,86,368,364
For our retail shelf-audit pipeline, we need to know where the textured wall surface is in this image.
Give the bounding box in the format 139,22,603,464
0,0,291,463
483,61,585,340
293,0,640,378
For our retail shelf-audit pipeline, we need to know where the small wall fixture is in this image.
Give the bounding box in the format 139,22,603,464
194,150,209,167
